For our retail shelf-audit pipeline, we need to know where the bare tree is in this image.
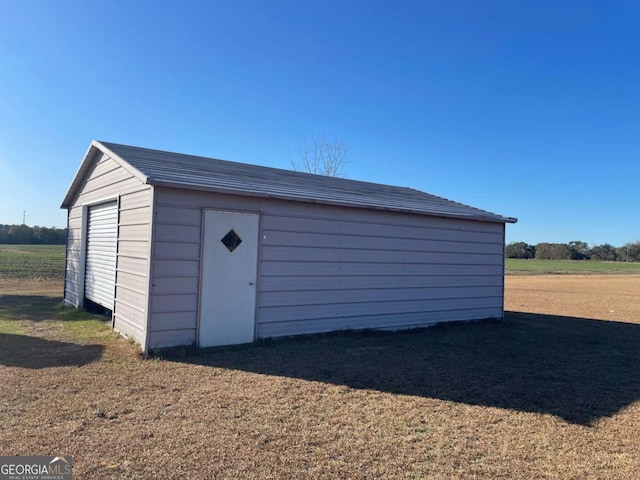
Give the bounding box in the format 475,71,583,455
291,134,350,177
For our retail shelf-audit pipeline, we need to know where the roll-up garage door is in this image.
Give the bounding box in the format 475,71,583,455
85,201,118,310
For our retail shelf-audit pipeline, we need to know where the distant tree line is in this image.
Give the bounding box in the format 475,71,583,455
0,224,67,244
506,240,640,262
3,222,639,261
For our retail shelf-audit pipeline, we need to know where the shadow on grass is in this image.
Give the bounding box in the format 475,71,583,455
0,295,107,322
0,295,62,321
0,295,106,368
0,333,105,368
161,312,640,426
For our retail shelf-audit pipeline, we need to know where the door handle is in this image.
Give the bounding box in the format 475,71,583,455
248,281,256,286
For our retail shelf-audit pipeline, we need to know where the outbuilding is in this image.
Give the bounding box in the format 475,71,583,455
61,140,517,352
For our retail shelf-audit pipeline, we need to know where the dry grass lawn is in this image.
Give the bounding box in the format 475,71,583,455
0,279,62,296
1,276,639,479
506,274,640,324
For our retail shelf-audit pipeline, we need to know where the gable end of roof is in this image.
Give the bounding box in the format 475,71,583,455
60,140,149,208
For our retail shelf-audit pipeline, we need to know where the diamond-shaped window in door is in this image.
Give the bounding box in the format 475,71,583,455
221,229,243,253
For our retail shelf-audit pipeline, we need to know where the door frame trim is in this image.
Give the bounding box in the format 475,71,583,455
196,208,261,348
80,196,120,310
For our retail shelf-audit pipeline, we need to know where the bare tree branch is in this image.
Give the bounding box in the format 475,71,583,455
291,134,350,177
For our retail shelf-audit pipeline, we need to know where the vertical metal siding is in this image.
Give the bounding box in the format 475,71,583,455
84,201,118,310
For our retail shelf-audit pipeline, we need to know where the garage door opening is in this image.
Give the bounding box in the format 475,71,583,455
84,201,118,314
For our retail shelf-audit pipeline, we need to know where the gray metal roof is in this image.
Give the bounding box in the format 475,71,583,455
62,140,517,223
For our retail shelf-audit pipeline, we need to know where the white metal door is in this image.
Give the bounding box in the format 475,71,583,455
199,210,259,347
84,201,118,310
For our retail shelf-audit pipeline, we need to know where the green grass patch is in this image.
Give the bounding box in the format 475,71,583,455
0,317,25,335
0,244,65,280
48,302,115,342
0,293,115,369
506,258,640,274
0,294,113,343
54,313,115,343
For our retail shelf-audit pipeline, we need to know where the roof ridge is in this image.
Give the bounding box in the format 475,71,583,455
73,141,517,224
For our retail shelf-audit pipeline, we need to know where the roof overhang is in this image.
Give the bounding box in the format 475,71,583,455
149,179,518,224
60,140,148,208
61,140,517,224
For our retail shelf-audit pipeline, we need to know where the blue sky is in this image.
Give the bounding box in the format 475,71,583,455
1,0,638,246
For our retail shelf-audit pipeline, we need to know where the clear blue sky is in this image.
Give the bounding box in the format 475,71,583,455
1,0,638,246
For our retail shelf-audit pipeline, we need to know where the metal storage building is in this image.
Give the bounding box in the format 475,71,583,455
61,140,517,352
